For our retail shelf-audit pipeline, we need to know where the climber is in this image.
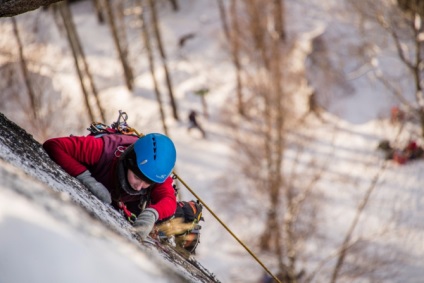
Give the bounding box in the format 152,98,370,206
43,132,177,240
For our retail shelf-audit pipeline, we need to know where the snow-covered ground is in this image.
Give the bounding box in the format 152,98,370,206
1,0,424,282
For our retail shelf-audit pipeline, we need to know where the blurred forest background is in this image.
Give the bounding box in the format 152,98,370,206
1,0,424,282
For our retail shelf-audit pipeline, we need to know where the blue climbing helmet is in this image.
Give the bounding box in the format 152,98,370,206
132,133,176,183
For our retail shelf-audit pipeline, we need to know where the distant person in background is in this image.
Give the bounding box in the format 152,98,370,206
188,110,206,138
43,133,177,240
377,139,424,164
390,106,405,124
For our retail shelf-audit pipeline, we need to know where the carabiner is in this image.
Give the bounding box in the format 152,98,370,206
114,145,126,157
127,213,137,224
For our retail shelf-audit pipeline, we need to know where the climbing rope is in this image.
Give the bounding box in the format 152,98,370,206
173,173,282,283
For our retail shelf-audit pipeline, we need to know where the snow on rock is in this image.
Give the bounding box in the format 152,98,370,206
0,112,219,283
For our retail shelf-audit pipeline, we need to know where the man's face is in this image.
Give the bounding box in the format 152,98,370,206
127,169,152,191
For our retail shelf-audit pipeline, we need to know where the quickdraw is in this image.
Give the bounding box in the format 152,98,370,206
87,122,116,135
87,110,140,137
111,110,141,136
118,201,137,224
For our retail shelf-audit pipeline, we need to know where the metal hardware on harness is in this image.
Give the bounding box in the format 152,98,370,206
111,110,129,131
87,122,108,134
114,146,126,157
118,201,137,224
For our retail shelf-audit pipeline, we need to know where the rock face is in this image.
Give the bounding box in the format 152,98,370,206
0,112,220,283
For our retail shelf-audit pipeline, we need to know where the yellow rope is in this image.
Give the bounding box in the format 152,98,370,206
173,173,282,283
131,127,281,282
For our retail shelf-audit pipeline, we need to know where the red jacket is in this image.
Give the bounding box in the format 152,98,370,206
43,135,177,221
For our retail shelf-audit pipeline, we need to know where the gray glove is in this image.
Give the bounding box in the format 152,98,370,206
76,170,112,204
134,208,158,240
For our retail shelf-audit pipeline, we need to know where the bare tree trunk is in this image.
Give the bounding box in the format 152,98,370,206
259,89,276,251
103,0,134,91
148,0,179,121
330,161,388,283
56,1,106,122
229,0,244,116
271,27,287,281
168,0,179,11
74,8,106,122
244,0,270,69
397,0,424,16
252,1,301,281
56,1,94,121
137,0,169,135
115,0,130,67
93,0,105,23
273,0,286,42
11,17,38,120
259,0,285,251
217,0,230,39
